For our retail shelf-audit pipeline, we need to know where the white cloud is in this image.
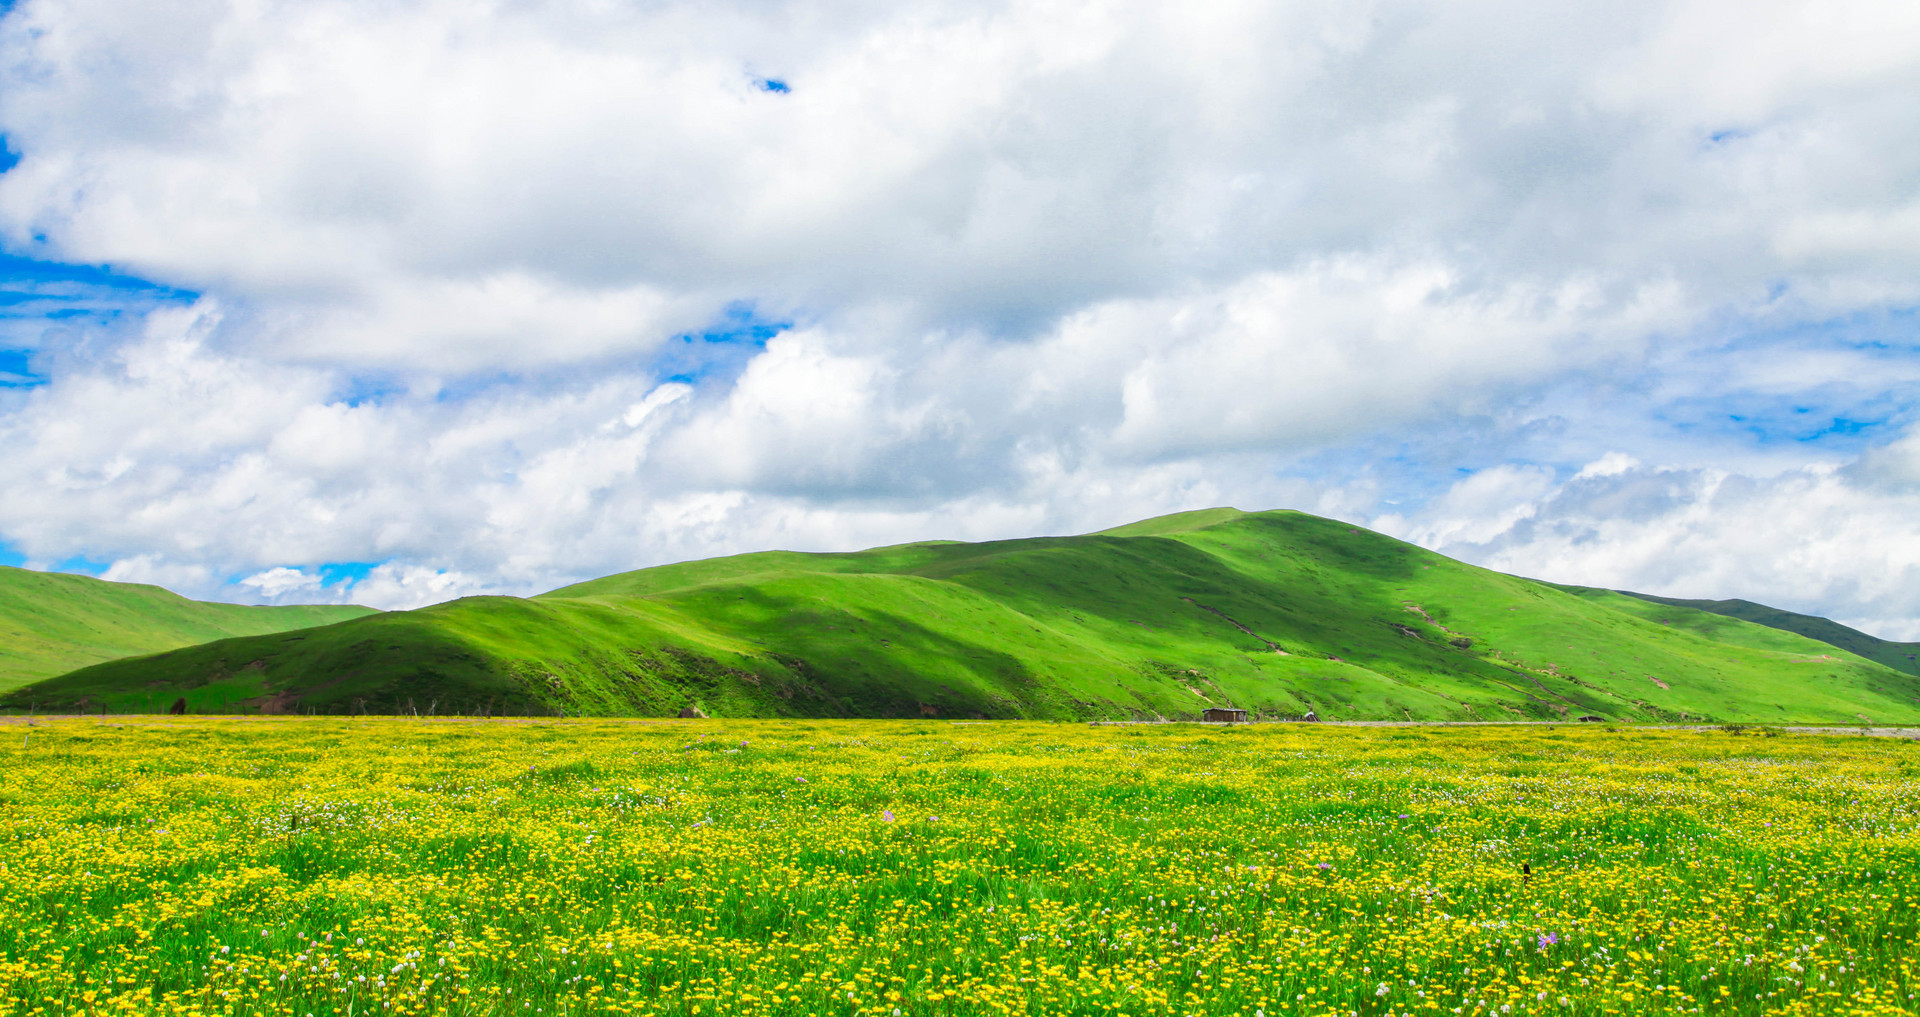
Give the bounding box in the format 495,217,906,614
237,566,321,600
1373,465,1558,548
1096,263,1685,459
0,0,1917,634
259,275,699,372
1393,452,1920,641
1848,428,1920,493
97,555,216,594
6,0,1918,366
345,563,503,612
0,302,1342,600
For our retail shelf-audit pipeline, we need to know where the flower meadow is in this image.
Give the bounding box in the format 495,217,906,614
1,720,1916,1017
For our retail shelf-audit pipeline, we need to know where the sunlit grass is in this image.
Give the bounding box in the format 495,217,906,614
0,718,1915,1016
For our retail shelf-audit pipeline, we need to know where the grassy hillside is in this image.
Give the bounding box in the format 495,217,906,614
1607,591,1920,677
0,566,378,693
10,510,1920,722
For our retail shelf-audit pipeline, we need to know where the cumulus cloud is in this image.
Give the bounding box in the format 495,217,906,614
0,0,1916,630
1385,451,1920,640
7,0,1918,357
236,566,323,601
0,299,1382,602
345,564,506,612
97,555,217,595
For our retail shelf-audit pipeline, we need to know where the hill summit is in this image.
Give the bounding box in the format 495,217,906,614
9,509,1918,722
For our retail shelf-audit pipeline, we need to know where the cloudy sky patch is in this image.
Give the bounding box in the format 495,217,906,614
0,0,1917,635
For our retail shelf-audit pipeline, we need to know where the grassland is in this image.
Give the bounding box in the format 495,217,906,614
1,718,1916,1016
1611,592,1920,678
0,566,376,692
14,509,1920,723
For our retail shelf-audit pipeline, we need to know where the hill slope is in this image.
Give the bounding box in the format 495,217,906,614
1611,592,1920,678
0,566,378,693
10,510,1920,722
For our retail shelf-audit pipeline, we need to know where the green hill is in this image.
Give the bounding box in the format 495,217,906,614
8,509,1919,722
0,565,378,694
1607,592,1920,678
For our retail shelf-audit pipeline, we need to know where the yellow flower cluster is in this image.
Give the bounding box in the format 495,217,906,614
0,718,1914,1016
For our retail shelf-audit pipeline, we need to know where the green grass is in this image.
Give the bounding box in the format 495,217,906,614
0,565,376,694
1607,590,1920,677
1,718,1916,1016
10,509,1920,722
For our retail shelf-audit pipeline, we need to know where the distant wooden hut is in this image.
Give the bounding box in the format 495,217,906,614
1576,714,1605,723
1202,707,1248,724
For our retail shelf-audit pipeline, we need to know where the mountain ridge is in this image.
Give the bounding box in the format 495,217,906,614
7,509,1917,722
1613,591,1920,678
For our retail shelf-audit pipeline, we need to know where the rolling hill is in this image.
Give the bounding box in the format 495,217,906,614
8,509,1919,722
1611,592,1920,678
0,565,378,693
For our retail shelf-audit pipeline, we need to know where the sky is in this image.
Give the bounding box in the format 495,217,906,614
2,0,1919,636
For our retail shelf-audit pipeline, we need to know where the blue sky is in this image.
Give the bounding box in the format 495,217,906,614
649,303,791,388
2,0,1920,637
0,251,196,379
